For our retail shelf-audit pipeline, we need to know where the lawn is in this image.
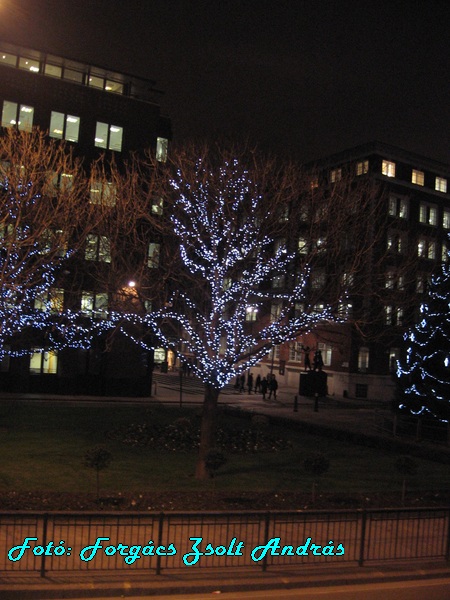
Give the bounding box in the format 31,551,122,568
0,401,449,505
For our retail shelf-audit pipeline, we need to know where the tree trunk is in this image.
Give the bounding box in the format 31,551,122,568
195,384,220,479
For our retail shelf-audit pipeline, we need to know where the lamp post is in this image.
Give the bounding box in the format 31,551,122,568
246,305,258,373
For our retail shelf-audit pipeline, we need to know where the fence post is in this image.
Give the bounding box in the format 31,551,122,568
261,512,271,572
446,509,450,562
40,513,48,578
156,513,165,575
358,510,367,567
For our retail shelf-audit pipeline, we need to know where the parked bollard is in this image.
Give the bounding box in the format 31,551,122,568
314,392,319,412
294,395,298,412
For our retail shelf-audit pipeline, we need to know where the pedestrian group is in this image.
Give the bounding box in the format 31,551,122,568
234,372,278,400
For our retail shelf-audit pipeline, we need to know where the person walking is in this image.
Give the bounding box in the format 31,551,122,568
247,372,254,394
261,376,268,400
268,375,278,400
255,373,261,392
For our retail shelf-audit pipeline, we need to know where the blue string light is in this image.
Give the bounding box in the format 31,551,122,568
396,236,450,423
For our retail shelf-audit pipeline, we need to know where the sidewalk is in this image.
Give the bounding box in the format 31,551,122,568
150,373,450,459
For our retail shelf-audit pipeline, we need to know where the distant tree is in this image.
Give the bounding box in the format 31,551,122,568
394,455,418,505
303,451,330,502
395,243,450,423
83,446,113,499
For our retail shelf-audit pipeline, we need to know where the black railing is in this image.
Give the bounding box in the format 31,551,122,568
1,507,449,577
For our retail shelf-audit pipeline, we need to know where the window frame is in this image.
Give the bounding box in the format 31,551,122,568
411,169,425,186
49,111,80,142
382,160,396,178
94,121,123,152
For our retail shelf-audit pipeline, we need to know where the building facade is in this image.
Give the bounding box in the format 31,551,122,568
259,142,450,401
0,41,171,395
1,42,449,401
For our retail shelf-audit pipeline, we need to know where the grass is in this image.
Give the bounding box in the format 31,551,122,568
0,401,449,497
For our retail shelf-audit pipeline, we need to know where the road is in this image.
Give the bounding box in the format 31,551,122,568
48,577,450,600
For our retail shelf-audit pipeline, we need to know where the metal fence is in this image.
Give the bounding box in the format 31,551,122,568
1,507,449,576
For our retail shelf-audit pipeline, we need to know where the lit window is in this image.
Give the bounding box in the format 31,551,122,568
223,277,232,291
411,169,424,186
63,68,83,83
34,288,64,313
30,350,58,374
429,207,437,226
388,194,408,219
382,160,396,177
0,52,17,66
316,237,326,253
317,343,332,366
385,271,395,289
312,303,325,314
268,345,280,362
89,181,116,206
435,177,447,193
85,234,111,262
338,302,352,318
418,239,436,260
156,137,168,162
89,75,104,89
1,101,34,130
152,196,164,215
419,203,437,226
443,211,450,229
148,242,160,268
341,272,354,288
246,305,259,322
358,347,369,371
50,111,80,142
298,237,308,255
105,79,123,94
330,168,342,183
18,57,40,73
289,342,303,362
387,231,405,254
81,291,108,317
44,63,62,78
389,348,400,372
310,178,319,189
270,302,282,322
356,160,369,176
417,239,425,257
384,306,403,325
95,122,123,151
59,173,73,190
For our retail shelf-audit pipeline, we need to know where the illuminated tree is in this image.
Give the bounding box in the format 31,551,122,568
0,128,94,358
152,143,383,478
396,246,450,423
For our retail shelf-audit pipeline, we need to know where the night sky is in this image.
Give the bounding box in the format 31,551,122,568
0,0,449,163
